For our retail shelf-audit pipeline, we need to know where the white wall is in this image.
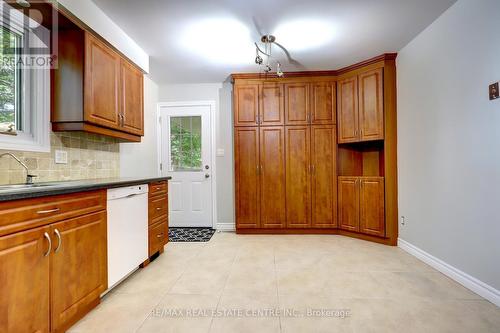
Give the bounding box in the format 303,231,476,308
158,82,235,229
397,0,500,291
120,76,159,178
57,0,149,72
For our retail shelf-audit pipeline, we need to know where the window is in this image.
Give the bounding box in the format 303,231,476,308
0,26,23,133
170,116,202,171
0,4,50,152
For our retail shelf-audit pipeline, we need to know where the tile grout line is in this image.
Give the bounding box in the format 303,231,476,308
207,235,239,333
134,242,207,333
274,245,283,333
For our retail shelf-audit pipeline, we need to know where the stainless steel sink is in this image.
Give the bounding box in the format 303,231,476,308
0,183,57,190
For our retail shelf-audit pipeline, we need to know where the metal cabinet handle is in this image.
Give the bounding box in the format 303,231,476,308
43,232,51,257
156,207,161,211
156,187,161,190
37,208,60,215
54,229,62,253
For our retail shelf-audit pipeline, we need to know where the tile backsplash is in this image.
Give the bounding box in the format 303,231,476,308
0,132,120,185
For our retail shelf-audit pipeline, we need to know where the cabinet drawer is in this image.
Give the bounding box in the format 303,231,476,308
149,181,167,197
149,221,167,256
149,194,168,222
0,190,106,237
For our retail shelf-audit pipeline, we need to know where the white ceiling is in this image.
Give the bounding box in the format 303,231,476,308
92,0,456,84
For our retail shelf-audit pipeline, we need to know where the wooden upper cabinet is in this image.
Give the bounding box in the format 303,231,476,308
285,82,310,125
359,69,384,141
260,127,286,228
360,177,385,237
234,127,260,228
52,30,144,142
285,126,311,228
310,82,336,124
338,177,360,232
120,59,144,136
84,33,121,130
338,68,384,143
51,211,107,332
337,76,359,143
234,84,259,126
311,125,337,227
260,83,284,126
0,226,50,333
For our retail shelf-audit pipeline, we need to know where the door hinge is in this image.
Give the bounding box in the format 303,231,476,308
159,117,162,124
160,163,163,171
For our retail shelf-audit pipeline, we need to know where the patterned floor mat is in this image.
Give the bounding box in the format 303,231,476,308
168,227,216,242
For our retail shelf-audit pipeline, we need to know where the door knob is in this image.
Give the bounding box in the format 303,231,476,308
205,174,210,179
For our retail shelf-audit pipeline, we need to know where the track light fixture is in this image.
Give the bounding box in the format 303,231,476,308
254,34,284,77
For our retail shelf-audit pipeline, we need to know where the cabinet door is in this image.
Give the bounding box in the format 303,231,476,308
234,84,259,126
338,177,360,232
359,68,384,141
360,177,385,236
120,59,144,136
0,227,50,333
285,126,311,228
284,82,310,125
260,83,284,126
234,127,260,228
84,33,121,130
51,211,107,332
337,76,359,143
311,125,337,227
260,127,286,228
310,82,336,124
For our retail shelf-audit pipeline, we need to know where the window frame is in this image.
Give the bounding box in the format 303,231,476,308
0,6,50,152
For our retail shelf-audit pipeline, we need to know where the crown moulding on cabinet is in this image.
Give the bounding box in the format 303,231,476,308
231,53,398,81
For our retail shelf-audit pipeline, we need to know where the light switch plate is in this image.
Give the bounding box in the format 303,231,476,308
216,148,225,157
55,150,68,164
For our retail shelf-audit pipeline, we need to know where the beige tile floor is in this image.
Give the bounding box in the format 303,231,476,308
69,232,500,333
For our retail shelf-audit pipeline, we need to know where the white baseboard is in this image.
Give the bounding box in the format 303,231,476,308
398,238,500,307
216,222,235,231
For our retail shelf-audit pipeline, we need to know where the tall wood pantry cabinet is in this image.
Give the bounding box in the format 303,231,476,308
232,53,398,246
233,78,337,231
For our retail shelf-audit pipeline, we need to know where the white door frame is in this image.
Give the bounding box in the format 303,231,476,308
156,101,217,229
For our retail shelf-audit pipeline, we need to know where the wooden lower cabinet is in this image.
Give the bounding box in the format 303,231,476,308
360,178,385,236
260,127,286,228
285,126,311,228
0,226,51,333
311,125,337,227
234,127,260,228
147,181,169,259
0,190,107,333
51,211,107,332
338,177,360,232
338,176,385,236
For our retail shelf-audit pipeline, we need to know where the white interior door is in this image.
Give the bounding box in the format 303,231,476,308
159,103,213,227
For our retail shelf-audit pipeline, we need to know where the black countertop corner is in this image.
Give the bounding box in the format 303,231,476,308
0,177,171,202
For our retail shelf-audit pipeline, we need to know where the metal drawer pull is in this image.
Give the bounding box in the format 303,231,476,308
37,208,60,214
157,233,164,238
54,229,62,253
156,207,162,211
43,232,51,257
156,187,161,190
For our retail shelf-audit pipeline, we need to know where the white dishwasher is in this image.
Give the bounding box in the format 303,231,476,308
107,184,148,290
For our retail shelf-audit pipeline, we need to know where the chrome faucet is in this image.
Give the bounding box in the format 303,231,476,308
0,152,37,184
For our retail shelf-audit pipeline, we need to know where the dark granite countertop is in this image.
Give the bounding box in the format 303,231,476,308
0,177,171,202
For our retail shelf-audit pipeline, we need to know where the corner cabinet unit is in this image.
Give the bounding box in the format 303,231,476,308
232,53,398,246
52,30,144,142
0,190,107,333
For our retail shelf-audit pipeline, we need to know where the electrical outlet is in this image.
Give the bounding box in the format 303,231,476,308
55,150,68,164
401,216,406,226
489,82,499,100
